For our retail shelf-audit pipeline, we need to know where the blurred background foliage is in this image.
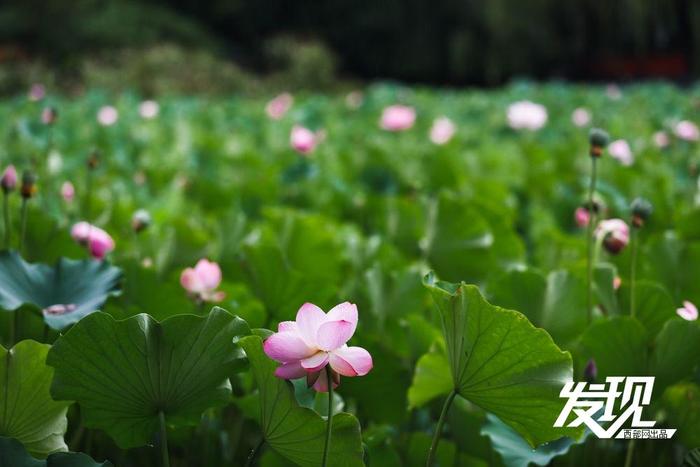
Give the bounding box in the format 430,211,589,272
0,0,699,95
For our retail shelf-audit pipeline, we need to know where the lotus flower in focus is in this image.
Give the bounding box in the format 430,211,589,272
180,259,225,302
266,93,293,120
429,116,456,145
290,125,319,154
677,301,698,321
674,120,699,141
608,139,633,166
264,302,373,392
380,105,416,131
61,181,75,203
571,108,591,127
97,106,119,126
595,219,630,255
506,101,547,130
139,100,160,119
71,222,115,259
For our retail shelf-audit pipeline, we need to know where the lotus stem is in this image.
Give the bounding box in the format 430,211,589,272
630,228,639,318
159,410,170,467
3,192,10,249
586,157,598,323
322,368,334,467
19,198,28,254
624,439,635,467
426,388,457,467
245,438,265,467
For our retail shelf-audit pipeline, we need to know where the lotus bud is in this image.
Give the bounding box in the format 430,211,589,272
584,358,597,383
1,165,18,193
20,170,37,199
630,197,653,228
131,209,151,233
41,106,58,125
589,128,609,157
61,181,75,203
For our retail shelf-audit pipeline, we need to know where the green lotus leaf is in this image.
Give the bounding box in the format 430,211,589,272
47,307,250,449
0,251,122,330
0,341,71,457
0,436,111,467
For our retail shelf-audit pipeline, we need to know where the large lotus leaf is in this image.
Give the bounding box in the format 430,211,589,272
618,280,676,338
0,251,122,329
481,414,589,467
577,317,648,379
239,335,364,467
0,436,111,467
407,349,453,409
650,319,700,395
423,273,582,447
0,341,71,457
663,383,700,448
47,308,250,449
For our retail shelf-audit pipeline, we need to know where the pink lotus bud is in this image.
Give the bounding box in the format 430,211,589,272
71,222,92,244
429,117,456,145
180,259,225,302
571,108,591,127
28,83,46,102
574,207,590,228
380,105,416,131
71,222,115,259
97,106,119,126
1,165,17,193
653,131,670,148
506,101,547,130
608,139,634,166
595,219,630,255
677,301,698,321
613,277,622,290
263,302,373,392
266,93,293,120
139,100,159,119
290,125,318,154
674,120,699,141
41,106,58,125
583,358,597,383
61,181,75,203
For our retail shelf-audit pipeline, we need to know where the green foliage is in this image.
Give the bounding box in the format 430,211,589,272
0,436,111,467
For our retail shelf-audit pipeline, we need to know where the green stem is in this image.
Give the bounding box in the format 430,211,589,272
3,192,10,249
630,228,639,318
624,439,635,467
586,157,598,323
19,198,28,254
322,368,334,467
159,411,170,467
84,168,93,220
245,438,265,467
426,389,457,467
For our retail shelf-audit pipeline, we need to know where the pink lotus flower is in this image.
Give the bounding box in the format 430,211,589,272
28,83,46,102
1,165,17,193
97,106,118,126
180,259,225,302
653,131,670,148
61,181,75,203
613,277,622,290
71,222,115,259
264,302,373,392
608,139,634,166
571,108,591,127
429,117,456,145
674,120,699,141
574,207,590,228
595,219,630,255
677,301,698,321
290,125,318,154
139,100,159,119
506,101,547,131
380,105,416,131
266,93,293,120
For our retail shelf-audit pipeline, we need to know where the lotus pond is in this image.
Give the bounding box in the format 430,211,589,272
0,82,699,467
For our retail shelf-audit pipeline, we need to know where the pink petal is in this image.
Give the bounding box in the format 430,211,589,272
683,301,698,315
312,370,339,393
326,302,358,336
278,321,297,332
331,346,373,376
180,268,203,293
263,332,314,362
71,222,91,243
316,320,354,351
296,302,326,346
274,361,307,380
301,351,330,372
194,259,222,290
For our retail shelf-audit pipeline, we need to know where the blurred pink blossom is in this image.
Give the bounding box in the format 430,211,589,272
290,125,319,154
180,259,225,302
71,222,115,259
266,93,293,120
264,302,373,392
139,100,159,119
97,106,119,126
595,219,630,255
608,139,634,166
606,84,622,100
429,117,456,145
380,105,416,131
28,83,46,102
677,300,698,321
574,207,590,228
571,108,591,127
1,165,17,193
674,120,699,141
653,131,670,148
61,181,75,203
613,277,622,290
506,101,547,130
